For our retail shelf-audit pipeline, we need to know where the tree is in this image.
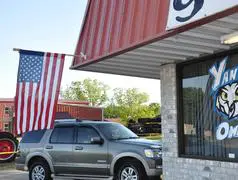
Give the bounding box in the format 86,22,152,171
113,88,149,107
113,88,149,121
149,103,160,117
62,78,109,106
103,104,123,119
104,88,160,122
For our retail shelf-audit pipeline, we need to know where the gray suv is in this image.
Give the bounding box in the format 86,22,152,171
16,120,162,180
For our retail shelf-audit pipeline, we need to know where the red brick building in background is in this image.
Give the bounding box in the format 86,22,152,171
0,98,15,132
0,98,103,134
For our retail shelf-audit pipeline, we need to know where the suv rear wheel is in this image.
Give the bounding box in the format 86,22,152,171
29,161,52,180
116,160,147,180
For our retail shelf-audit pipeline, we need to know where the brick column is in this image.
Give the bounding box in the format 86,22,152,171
160,64,179,179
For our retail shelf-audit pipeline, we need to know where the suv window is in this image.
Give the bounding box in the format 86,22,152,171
50,126,75,144
77,127,100,144
21,129,46,143
97,123,138,140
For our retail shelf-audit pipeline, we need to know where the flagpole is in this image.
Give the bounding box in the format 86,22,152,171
13,48,86,59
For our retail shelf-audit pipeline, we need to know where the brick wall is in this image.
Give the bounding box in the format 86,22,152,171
160,64,238,180
0,102,14,132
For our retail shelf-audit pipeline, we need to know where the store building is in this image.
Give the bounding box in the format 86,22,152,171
71,1,238,179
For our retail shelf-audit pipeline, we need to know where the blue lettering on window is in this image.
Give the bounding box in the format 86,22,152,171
173,0,204,22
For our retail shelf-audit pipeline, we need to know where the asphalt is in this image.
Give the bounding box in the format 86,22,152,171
0,170,78,180
0,170,28,180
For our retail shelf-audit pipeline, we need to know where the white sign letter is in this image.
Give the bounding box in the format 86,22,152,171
216,122,229,140
209,59,227,91
230,68,237,81
228,125,238,139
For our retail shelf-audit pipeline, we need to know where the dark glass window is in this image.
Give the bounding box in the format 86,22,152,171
4,107,9,114
21,130,46,143
50,126,74,144
77,127,100,144
179,52,238,161
3,123,9,131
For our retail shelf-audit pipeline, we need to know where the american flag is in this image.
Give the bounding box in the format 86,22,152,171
15,50,65,135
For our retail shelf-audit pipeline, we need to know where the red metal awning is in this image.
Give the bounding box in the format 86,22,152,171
71,0,238,79
72,0,169,66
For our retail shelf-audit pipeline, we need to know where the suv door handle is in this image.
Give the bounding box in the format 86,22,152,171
75,146,83,150
45,145,53,150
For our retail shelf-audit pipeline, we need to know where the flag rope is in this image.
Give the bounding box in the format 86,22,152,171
13,48,87,60
0,151,18,155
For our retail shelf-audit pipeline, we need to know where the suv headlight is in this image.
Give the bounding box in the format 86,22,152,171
144,149,154,158
144,149,162,158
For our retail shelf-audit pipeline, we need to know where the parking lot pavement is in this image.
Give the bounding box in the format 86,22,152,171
0,170,81,180
0,170,28,180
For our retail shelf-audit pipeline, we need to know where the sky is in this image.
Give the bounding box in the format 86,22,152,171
0,0,161,104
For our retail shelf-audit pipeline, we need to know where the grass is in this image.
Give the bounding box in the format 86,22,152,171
141,133,162,140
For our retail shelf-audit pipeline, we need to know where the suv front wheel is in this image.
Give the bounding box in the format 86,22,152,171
29,161,52,180
116,160,147,180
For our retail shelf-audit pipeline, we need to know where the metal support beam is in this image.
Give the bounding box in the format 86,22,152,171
81,66,160,79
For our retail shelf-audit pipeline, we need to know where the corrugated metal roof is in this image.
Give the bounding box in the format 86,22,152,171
58,100,89,105
72,1,238,79
0,98,14,103
57,104,103,120
0,98,90,105
72,0,169,67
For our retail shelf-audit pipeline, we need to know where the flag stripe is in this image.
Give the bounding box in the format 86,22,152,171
22,83,30,133
34,53,50,130
19,83,25,134
41,53,54,129
47,54,63,128
46,54,58,129
16,84,21,134
50,54,65,128
26,82,33,133
29,83,37,131
38,53,51,130
32,85,40,131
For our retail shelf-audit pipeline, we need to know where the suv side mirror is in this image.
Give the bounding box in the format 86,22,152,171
91,137,104,144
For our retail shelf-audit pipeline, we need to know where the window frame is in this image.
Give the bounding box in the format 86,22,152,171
177,48,238,162
76,125,102,145
49,125,76,144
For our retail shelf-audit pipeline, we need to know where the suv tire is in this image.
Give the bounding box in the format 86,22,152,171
116,160,148,180
29,161,52,180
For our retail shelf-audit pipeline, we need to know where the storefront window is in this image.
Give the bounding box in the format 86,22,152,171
179,52,238,161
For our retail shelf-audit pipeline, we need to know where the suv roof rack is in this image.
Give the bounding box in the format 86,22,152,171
54,119,82,124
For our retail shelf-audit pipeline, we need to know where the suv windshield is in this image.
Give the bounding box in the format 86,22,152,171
97,123,138,140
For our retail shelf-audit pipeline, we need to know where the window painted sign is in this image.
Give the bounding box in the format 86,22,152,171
167,0,238,30
209,57,238,140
